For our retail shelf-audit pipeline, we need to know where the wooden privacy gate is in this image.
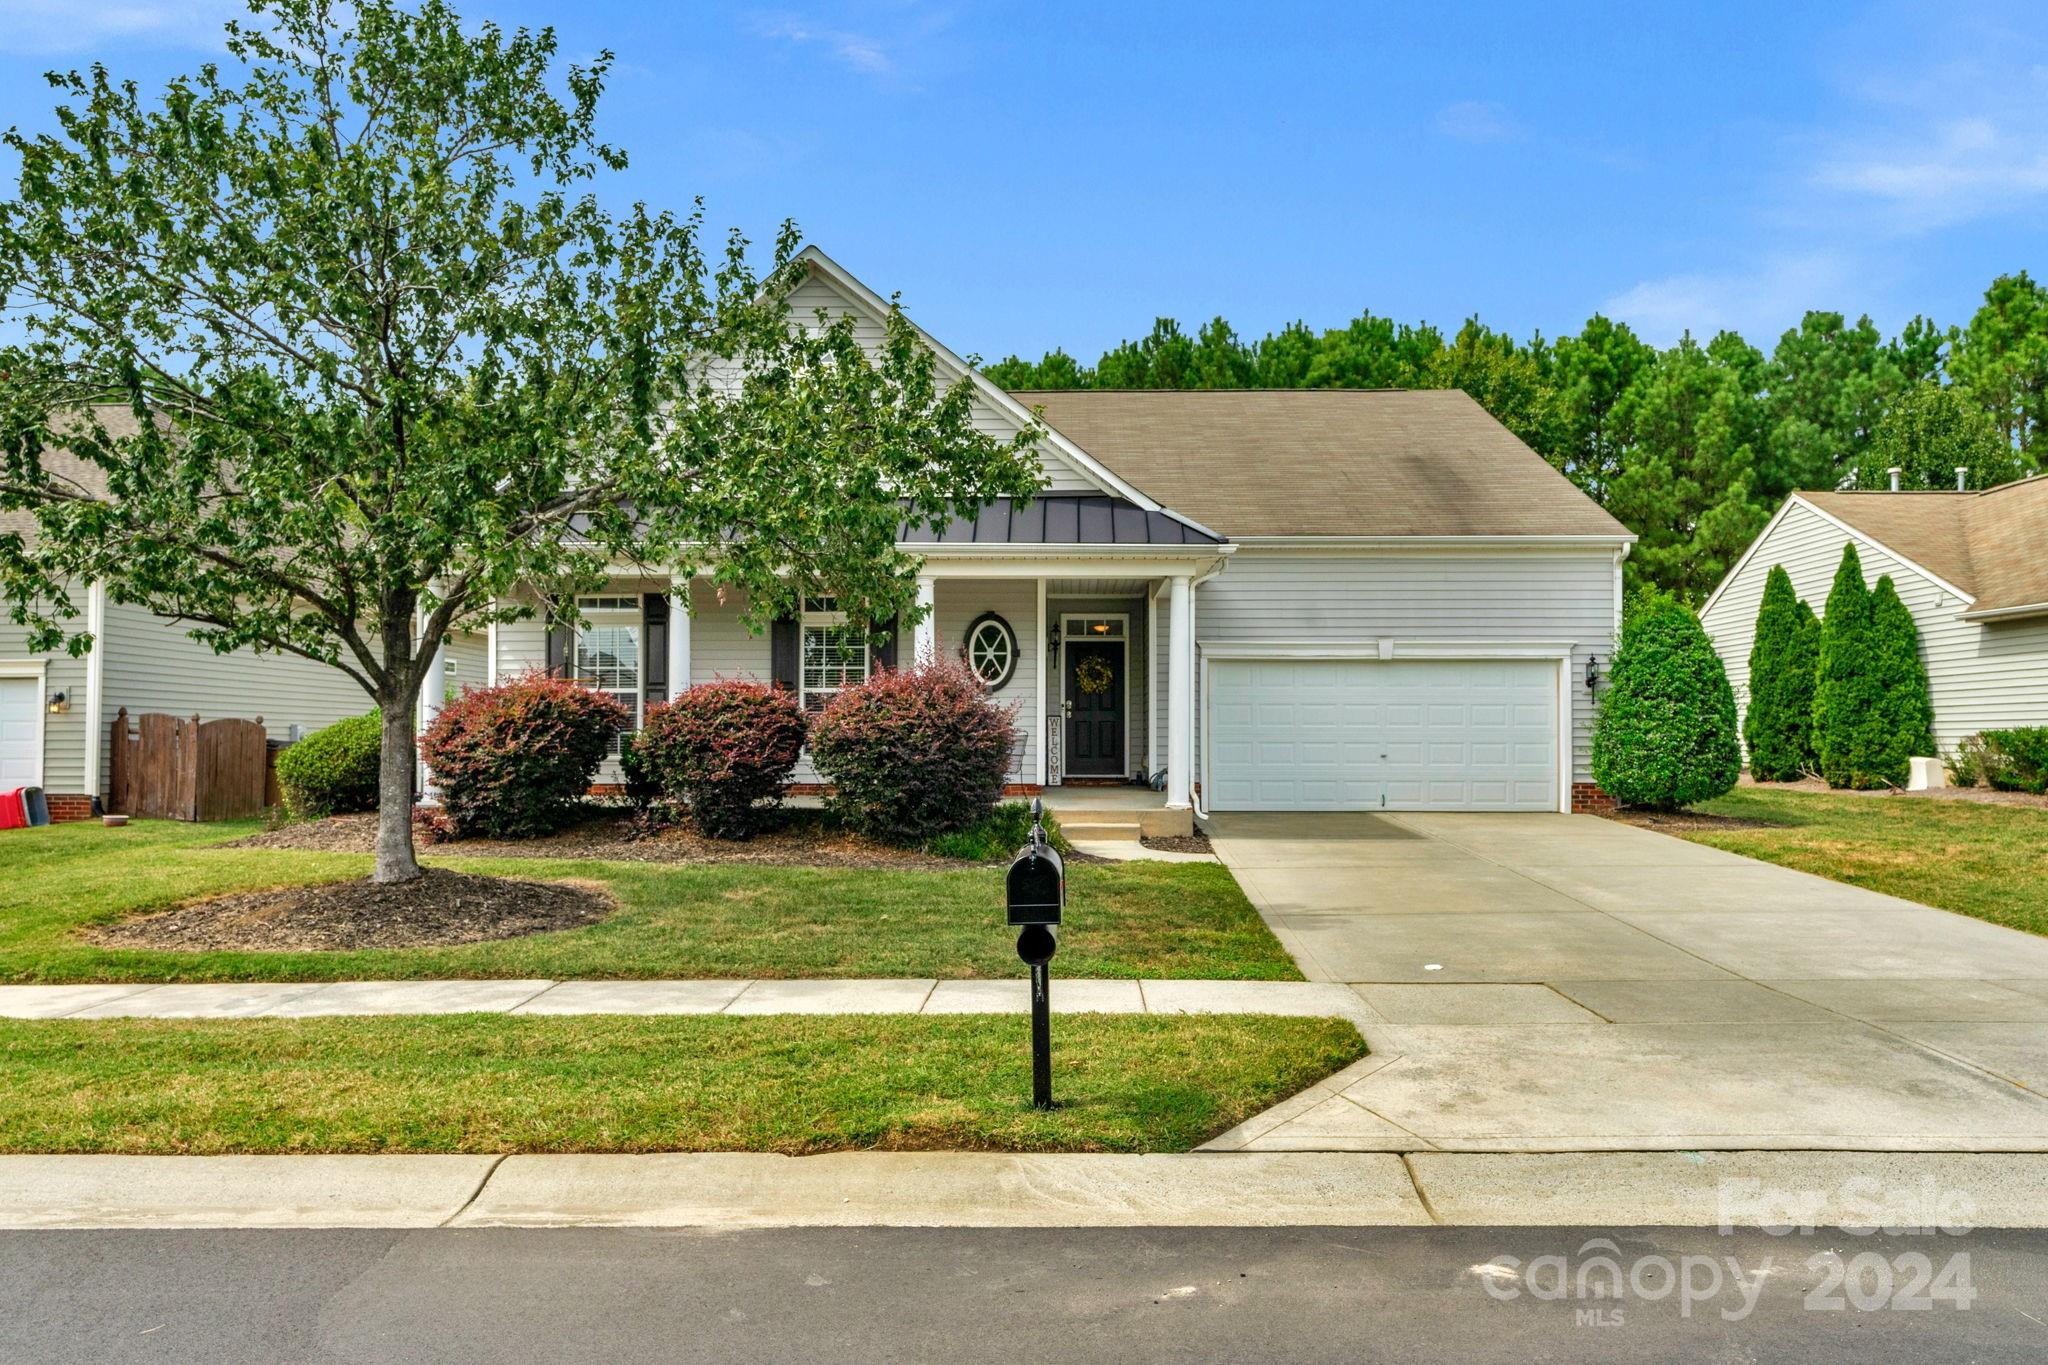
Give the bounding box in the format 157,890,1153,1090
107,709,270,821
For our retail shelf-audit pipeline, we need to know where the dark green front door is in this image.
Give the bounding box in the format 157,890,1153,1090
1064,641,1126,776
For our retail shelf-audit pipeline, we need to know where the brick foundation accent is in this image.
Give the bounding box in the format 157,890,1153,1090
784,783,1045,797
589,782,1048,799
1570,782,1616,814
44,794,95,823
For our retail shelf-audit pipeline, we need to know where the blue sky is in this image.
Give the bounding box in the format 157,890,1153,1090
3,1,2044,358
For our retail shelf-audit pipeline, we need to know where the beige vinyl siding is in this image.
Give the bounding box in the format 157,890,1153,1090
684,580,773,682
785,272,1101,496
441,631,487,697
938,578,1040,784
0,608,89,796
1195,549,1617,785
1702,498,2048,756
97,598,376,796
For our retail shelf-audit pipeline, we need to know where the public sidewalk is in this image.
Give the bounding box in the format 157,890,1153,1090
0,977,1370,1021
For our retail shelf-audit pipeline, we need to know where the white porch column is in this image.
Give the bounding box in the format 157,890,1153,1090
1034,577,1049,787
1166,574,1192,810
1146,586,1161,779
668,573,692,695
416,596,449,802
912,575,937,664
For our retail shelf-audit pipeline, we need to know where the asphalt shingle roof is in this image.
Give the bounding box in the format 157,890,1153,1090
1802,477,2048,617
1011,388,1630,539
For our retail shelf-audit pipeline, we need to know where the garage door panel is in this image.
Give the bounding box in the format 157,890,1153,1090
1209,658,1557,812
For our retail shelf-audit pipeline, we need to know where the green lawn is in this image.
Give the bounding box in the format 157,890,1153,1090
1678,788,2048,936
0,820,1299,983
0,1013,1362,1154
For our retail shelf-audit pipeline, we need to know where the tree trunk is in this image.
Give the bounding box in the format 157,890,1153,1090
373,699,421,883
373,595,423,885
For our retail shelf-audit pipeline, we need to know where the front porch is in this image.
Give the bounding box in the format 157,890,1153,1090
474,543,1225,824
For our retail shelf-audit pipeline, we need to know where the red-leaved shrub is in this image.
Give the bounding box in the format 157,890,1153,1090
421,673,627,838
808,659,1017,844
633,680,807,838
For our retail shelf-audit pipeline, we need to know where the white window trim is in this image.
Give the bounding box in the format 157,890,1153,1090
1058,612,1132,778
799,601,871,713
573,595,644,735
964,615,1017,689
0,660,49,791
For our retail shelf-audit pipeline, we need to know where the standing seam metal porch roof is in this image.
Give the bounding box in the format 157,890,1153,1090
899,495,1223,546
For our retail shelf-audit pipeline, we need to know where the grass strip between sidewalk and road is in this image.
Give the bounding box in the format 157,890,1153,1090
0,1013,1364,1155
0,820,1299,983
1676,788,2048,937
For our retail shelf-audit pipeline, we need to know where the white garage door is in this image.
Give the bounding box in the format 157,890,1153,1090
0,677,40,788
1208,658,1559,811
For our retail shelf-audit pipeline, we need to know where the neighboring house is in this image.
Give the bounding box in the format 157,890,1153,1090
1700,477,2048,757
492,247,1634,822
0,407,486,821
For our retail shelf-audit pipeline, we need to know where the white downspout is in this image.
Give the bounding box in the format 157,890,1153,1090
1187,556,1228,822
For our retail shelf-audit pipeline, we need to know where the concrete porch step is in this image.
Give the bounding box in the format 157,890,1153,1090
1058,821,1142,842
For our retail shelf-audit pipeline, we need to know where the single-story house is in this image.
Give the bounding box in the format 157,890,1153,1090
0,407,485,820
1700,477,2048,756
488,247,1635,822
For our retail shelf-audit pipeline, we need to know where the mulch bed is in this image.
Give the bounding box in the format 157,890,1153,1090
1142,831,1215,854
87,869,615,952
224,809,964,870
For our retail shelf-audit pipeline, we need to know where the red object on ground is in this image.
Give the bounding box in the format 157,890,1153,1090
0,788,26,830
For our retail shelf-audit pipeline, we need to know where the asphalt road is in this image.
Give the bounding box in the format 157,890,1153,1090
6,1225,2046,1363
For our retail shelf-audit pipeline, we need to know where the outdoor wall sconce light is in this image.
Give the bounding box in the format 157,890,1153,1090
47,690,69,714
1585,656,1600,696
1046,619,1062,663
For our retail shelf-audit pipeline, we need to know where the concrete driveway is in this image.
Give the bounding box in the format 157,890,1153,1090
1203,811,2048,1153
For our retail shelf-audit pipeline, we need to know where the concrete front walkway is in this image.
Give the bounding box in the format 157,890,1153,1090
0,977,1365,1021
1204,811,2048,1153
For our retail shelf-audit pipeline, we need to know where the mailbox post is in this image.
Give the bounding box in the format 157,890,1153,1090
1006,798,1065,1110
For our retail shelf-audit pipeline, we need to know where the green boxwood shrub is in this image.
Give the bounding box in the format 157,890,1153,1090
1981,727,2048,794
631,681,807,839
1590,594,1742,810
1742,565,1820,781
421,674,626,838
808,659,1017,844
274,710,383,818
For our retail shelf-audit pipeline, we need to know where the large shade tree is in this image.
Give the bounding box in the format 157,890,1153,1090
0,0,1042,883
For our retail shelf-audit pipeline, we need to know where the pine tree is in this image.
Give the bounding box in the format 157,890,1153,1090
1590,595,1743,809
1866,576,1936,783
1743,566,1820,780
1814,543,1882,788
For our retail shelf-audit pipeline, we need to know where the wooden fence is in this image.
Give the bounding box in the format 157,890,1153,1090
107,709,271,821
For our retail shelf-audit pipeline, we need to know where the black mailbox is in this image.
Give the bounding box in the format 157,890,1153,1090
1006,804,1064,927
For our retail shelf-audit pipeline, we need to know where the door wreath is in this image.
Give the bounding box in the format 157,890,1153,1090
1074,655,1114,696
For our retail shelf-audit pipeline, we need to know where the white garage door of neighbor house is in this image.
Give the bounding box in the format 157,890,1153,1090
0,677,40,788
1207,658,1559,812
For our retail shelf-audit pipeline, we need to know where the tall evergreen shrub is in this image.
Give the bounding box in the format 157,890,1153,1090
1866,575,1936,783
1590,594,1742,809
1813,543,1877,787
1742,566,1821,780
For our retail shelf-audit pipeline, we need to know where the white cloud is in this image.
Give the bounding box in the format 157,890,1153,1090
1435,99,1516,143
0,0,233,55
1604,254,1857,346
1800,39,2048,232
756,15,895,77
1814,113,2048,229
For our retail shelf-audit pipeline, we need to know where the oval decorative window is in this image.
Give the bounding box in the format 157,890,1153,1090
962,612,1019,690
